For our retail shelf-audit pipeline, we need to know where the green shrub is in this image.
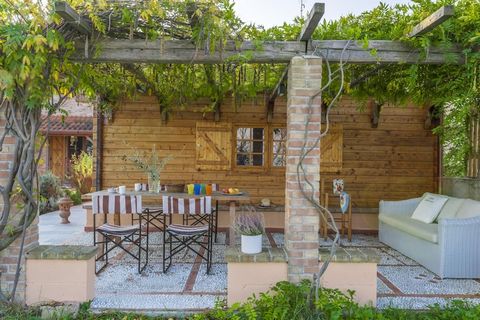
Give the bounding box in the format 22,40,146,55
64,188,82,205
70,151,93,194
195,281,480,320
39,171,64,214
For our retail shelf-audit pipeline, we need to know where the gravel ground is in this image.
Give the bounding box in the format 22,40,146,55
378,265,480,295
377,297,480,310
38,216,480,312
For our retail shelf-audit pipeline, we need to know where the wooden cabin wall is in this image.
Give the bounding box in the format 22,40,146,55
94,95,438,230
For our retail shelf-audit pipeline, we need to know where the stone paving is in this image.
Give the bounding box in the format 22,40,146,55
39,208,480,312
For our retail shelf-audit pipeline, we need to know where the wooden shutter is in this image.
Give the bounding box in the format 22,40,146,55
196,121,232,171
49,136,67,181
320,124,343,172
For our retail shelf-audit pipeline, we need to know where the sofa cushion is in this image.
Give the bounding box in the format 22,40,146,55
411,194,448,224
379,213,438,243
456,199,480,219
436,196,465,221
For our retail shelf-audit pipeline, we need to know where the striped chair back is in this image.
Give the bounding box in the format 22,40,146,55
162,196,213,215
92,195,143,214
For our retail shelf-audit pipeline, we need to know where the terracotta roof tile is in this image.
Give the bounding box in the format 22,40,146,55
40,116,93,136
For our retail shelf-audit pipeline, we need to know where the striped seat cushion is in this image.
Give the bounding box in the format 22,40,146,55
96,223,140,235
93,195,142,214
162,196,212,215
167,224,209,236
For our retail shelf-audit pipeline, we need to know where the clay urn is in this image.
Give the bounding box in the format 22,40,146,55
58,197,73,224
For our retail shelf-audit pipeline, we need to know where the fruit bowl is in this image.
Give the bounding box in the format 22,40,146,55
221,188,243,195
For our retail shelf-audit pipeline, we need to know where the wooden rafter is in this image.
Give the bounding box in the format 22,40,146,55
409,5,455,38
55,1,92,35
267,3,325,122
299,3,326,41
350,5,455,88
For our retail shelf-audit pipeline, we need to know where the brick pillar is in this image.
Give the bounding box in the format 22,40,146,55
0,113,39,302
285,56,322,282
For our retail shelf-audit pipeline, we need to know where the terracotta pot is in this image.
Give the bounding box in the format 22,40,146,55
58,197,74,224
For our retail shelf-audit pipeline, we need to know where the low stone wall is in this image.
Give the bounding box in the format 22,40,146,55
225,246,379,307
225,246,288,305
441,177,480,200
318,248,379,306
26,245,97,305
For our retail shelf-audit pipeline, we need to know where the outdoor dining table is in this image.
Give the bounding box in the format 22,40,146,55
90,190,250,245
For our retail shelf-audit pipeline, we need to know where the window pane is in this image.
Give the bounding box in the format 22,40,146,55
237,154,250,166
237,128,251,139
252,140,264,153
273,128,287,141
252,154,263,166
252,128,264,140
273,141,285,155
237,140,252,153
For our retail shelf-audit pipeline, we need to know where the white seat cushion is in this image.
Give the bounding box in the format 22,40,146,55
411,193,448,224
456,199,480,219
379,214,438,243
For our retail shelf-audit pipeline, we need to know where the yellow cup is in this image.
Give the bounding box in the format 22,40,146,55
187,184,194,195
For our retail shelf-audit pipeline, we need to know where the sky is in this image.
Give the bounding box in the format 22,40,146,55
233,0,412,28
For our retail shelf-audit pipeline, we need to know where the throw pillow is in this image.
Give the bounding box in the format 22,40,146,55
456,199,480,219
411,194,448,224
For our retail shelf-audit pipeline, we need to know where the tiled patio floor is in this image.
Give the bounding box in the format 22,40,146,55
39,208,480,313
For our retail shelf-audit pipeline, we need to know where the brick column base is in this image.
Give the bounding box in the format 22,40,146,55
285,56,322,283
0,113,39,302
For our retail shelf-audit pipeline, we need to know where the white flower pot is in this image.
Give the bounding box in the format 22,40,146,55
241,234,262,254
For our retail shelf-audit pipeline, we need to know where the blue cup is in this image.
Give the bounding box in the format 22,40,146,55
194,184,201,195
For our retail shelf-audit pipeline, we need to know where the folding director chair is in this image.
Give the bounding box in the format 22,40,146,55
162,196,213,274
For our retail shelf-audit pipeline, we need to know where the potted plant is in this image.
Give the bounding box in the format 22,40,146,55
122,145,173,193
234,209,265,254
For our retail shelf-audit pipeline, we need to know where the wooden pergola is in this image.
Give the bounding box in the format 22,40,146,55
55,1,463,125
56,2,461,66
55,1,468,281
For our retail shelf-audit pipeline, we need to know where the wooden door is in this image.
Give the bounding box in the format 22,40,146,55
49,136,67,180
195,121,232,171
320,124,343,172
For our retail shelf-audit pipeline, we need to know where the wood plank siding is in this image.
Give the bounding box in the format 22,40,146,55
94,95,439,229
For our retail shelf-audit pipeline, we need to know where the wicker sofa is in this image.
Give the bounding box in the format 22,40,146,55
379,193,480,279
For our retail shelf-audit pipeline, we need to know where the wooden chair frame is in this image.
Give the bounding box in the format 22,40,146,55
162,213,213,274
183,201,219,242
93,211,150,274
321,192,352,241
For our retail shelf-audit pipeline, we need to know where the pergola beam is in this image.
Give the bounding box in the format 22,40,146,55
299,3,326,41
268,3,325,121
409,5,454,37
350,5,455,88
55,1,92,35
73,39,464,64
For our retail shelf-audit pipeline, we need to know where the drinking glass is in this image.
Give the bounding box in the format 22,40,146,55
194,184,201,195
206,184,213,196
200,183,206,195
187,184,194,195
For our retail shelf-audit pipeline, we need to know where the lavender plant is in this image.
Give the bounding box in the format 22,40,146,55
233,208,265,236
